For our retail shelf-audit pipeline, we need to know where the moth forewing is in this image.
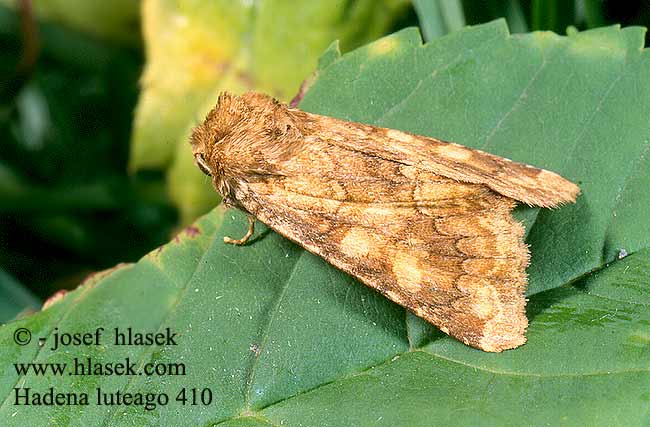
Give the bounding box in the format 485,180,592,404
190,91,579,352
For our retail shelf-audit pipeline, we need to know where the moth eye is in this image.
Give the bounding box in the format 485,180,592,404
195,153,212,177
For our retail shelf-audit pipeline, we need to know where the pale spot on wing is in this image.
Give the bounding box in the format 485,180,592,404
362,205,395,219
414,179,484,201
437,144,473,161
282,191,342,213
472,285,499,319
399,164,417,180
479,296,527,352
386,129,414,143
340,228,372,258
455,275,491,294
316,221,331,233
463,258,526,279
359,205,408,235
327,181,348,200
392,251,422,293
435,210,516,237
415,307,428,318
457,234,523,258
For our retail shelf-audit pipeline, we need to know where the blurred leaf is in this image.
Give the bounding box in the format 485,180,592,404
462,0,529,33
530,0,576,33
131,0,411,224
0,4,129,72
0,0,140,45
413,0,465,41
0,268,39,323
0,163,119,213
1,21,649,425
0,6,176,295
583,0,607,28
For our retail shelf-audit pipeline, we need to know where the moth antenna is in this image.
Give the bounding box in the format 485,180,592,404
223,214,255,245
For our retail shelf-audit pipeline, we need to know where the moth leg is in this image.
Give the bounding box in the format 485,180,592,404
223,214,255,245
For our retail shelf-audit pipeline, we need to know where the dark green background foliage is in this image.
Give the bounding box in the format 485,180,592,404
0,5,174,305
0,1,649,426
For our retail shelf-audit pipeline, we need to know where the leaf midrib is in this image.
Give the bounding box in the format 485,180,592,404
241,347,650,422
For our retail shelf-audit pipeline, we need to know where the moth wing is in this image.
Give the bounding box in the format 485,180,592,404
295,112,579,208
239,172,529,352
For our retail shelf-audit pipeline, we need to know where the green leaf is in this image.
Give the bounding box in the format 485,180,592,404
0,0,140,45
412,0,465,41
461,0,528,34
0,269,39,323
530,0,576,33
130,0,411,224
582,0,607,29
2,21,650,425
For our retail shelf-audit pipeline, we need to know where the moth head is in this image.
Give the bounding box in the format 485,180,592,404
191,93,235,177
191,91,302,184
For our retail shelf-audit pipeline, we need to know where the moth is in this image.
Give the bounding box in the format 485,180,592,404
190,92,579,352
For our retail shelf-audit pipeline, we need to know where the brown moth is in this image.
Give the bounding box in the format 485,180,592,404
190,91,579,352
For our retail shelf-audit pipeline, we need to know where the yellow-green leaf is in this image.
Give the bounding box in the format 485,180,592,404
130,0,410,224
